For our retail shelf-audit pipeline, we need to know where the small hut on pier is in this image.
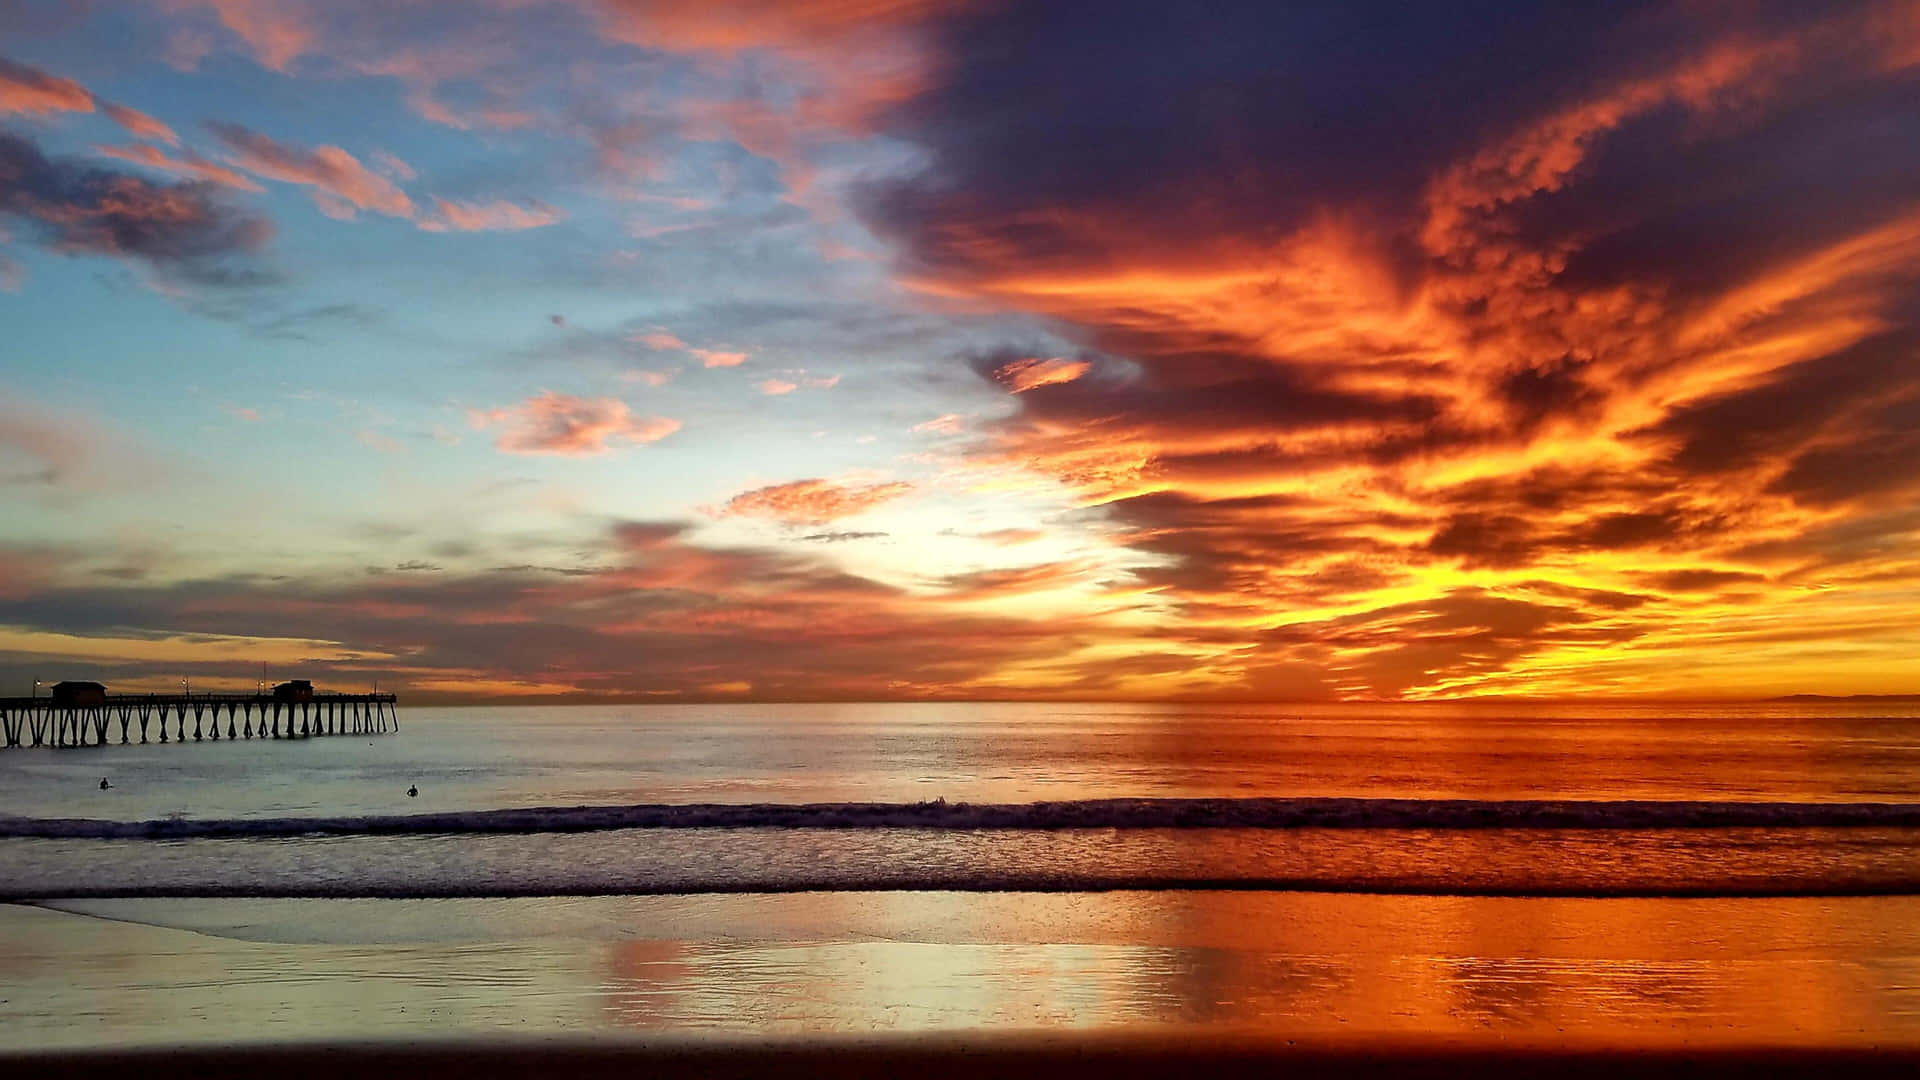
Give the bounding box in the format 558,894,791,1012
51,681,106,707
272,679,313,702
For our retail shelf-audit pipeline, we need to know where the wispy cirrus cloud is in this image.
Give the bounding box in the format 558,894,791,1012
993,356,1091,393
100,102,178,145
470,392,680,456
155,0,315,73
209,122,413,219
1,56,182,148
94,143,264,191
420,197,565,233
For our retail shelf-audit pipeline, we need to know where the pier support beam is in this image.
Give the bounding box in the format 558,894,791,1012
0,692,397,750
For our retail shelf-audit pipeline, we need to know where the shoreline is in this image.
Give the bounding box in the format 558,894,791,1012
15,795,1920,839
9,1034,1920,1078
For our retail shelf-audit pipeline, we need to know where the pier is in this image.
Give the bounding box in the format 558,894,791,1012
0,683,398,749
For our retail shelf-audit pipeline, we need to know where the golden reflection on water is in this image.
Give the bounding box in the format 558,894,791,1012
587,891,1920,1042
1120,702,1906,802
7,891,1920,1050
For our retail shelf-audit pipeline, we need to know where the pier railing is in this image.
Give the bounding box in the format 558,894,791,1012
0,693,398,749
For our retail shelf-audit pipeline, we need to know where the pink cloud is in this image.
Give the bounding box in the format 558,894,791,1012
160,0,315,72
210,122,413,219
0,57,93,116
715,477,915,524
421,197,565,233
630,330,687,351
101,103,179,146
94,143,265,192
372,150,416,181
0,58,182,149
471,392,681,456
620,369,677,387
691,347,748,368
759,378,799,395
163,28,216,71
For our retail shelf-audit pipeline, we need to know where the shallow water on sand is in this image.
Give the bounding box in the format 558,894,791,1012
10,826,1920,898
7,893,1920,1050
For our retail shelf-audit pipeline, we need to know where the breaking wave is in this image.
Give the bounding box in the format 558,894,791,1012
7,797,1920,839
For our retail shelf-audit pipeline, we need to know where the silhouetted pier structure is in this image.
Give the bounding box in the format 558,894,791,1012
0,683,398,749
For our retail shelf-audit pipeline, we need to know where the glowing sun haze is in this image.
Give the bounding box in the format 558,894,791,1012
2,1,1919,702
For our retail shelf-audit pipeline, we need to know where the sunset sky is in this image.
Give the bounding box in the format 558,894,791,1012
3,1,1919,702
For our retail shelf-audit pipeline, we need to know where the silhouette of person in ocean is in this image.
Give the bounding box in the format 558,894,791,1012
407,784,418,798
98,778,111,790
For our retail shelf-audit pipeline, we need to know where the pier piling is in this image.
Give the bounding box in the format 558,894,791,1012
0,691,398,750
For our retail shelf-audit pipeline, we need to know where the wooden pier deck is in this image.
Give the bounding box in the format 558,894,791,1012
0,693,398,749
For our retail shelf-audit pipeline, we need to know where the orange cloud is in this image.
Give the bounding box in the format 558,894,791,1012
913,413,964,435
995,356,1091,393
857,2,1920,698
759,378,798,395
716,477,914,524
471,392,680,455
976,528,1044,546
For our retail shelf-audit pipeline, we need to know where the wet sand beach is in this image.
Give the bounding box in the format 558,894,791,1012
6,890,1920,1068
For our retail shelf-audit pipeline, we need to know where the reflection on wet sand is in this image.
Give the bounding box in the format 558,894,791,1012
9,891,1920,1051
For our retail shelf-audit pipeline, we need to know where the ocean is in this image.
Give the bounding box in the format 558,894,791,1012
5,700,1920,1049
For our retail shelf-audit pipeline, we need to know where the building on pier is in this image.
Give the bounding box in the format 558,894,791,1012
51,681,106,707
272,679,314,703
0,681,398,749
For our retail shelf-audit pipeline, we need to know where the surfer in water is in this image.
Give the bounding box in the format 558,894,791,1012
408,784,418,798
99,778,111,790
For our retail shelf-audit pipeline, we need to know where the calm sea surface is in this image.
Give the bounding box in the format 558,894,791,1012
6,701,1920,1050
8,700,1920,821
6,701,1920,897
